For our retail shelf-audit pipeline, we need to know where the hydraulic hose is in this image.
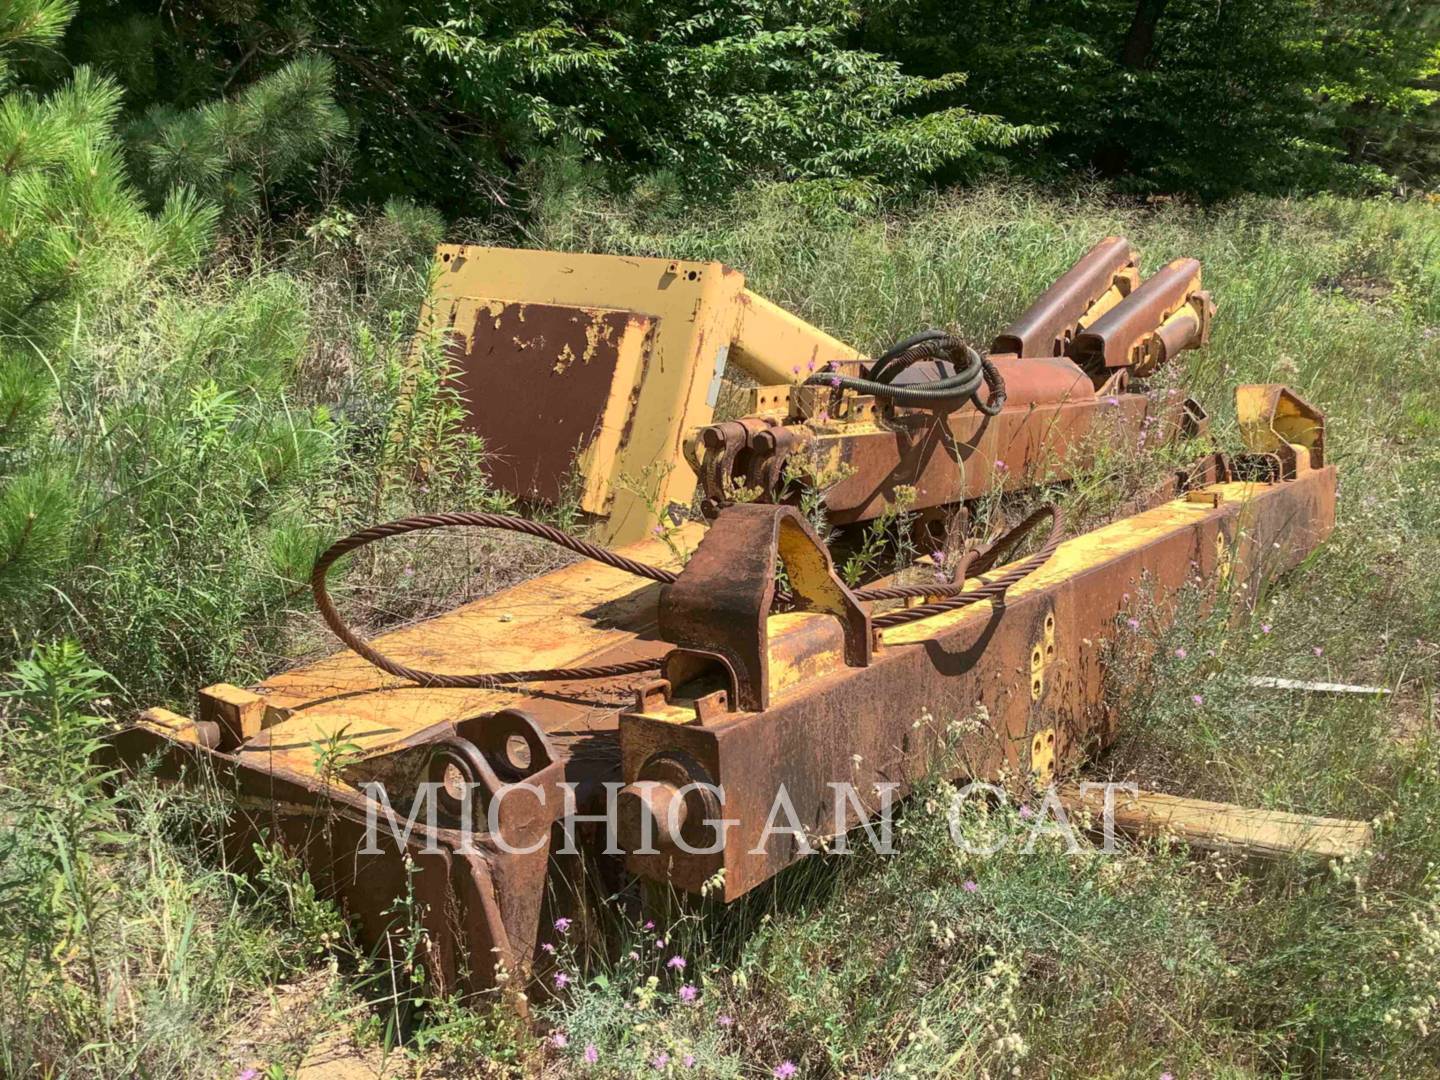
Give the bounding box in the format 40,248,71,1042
803,330,1007,415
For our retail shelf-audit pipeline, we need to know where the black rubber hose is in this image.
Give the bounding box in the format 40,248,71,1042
804,331,1006,413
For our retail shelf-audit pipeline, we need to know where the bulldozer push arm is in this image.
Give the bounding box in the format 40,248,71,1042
112,240,1334,1006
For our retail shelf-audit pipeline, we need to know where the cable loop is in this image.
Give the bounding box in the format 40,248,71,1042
311,503,1062,686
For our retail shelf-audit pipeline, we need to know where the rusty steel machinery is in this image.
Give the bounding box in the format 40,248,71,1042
689,236,1213,534
113,238,1334,1006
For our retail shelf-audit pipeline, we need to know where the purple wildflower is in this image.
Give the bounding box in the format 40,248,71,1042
679,983,698,1002
1019,804,1033,820
585,1044,599,1065
1261,623,1272,634
774,1062,798,1079
541,942,556,954
962,880,978,893
550,1032,569,1049
684,1054,697,1068
829,375,842,388
238,1071,259,1080
554,917,572,933
1174,647,1187,659
717,1014,735,1028
643,919,655,930
1191,694,1204,706
1313,645,1324,657
1126,617,1141,630
554,971,571,988
667,955,687,970
653,1052,670,1070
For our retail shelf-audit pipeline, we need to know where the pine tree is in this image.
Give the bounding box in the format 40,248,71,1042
127,55,349,219
0,1,215,601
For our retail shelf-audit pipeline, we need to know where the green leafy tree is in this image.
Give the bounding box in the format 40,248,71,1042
407,0,1043,200
860,0,1439,196
58,0,1040,214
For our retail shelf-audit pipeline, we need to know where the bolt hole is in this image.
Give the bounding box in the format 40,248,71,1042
441,762,468,801
1047,732,1055,745
504,734,533,773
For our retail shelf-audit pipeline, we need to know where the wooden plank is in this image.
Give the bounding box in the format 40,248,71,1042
1060,784,1372,860
1240,675,1390,695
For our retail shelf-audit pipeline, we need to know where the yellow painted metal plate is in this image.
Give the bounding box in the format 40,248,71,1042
424,247,745,544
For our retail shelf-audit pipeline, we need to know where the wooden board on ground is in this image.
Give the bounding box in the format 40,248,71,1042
1060,784,1373,860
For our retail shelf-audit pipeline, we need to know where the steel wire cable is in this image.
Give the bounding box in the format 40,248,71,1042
311,513,677,689
312,505,1062,687
870,505,1064,628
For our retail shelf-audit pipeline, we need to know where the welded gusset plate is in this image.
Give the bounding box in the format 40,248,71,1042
1236,383,1324,472
621,467,1337,900
658,503,870,712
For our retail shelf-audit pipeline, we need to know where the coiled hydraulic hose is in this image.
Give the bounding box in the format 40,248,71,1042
803,330,1007,414
312,505,1061,688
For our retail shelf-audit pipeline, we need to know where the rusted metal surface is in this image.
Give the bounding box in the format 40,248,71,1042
307,511,684,689
114,435,1336,999
113,236,1335,1016
1071,258,1214,374
446,300,653,508
108,527,710,1001
620,462,1337,899
424,247,872,543
693,372,1193,526
992,236,1139,357
692,243,1220,525
658,504,870,712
